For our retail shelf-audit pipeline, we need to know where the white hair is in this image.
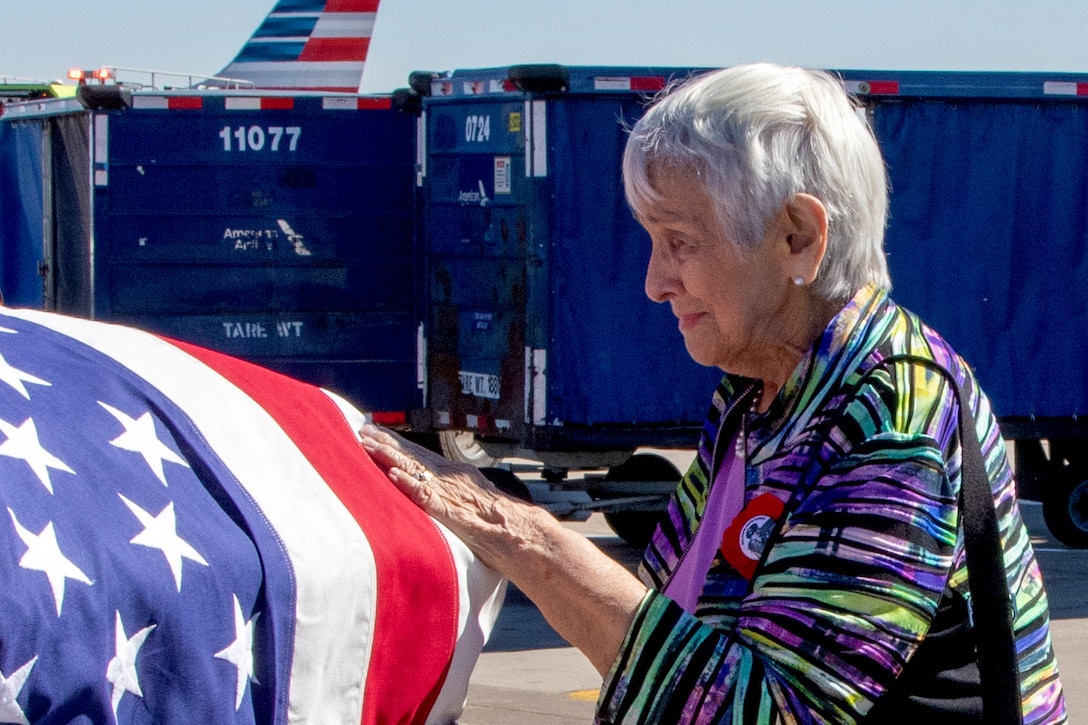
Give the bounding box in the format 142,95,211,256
623,63,891,300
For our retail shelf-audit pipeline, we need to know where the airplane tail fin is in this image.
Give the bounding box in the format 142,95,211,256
210,0,380,92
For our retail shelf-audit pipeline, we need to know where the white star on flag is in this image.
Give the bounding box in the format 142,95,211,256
0,416,74,494
99,402,189,486
0,656,36,725
215,594,259,711
0,352,51,400
106,611,156,719
119,495,208,591
8,508,92,616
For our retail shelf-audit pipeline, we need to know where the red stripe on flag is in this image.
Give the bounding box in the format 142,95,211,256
175,342,458,725
167,96,203,110
299,37,372,62
1078,83,1088,96
260,97,295,110
326,0,381,11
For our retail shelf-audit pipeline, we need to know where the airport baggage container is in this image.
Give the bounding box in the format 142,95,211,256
0,95,87,309
0,87,421,420
416,65,1088,546
840,69,1088,544
416,64,722,470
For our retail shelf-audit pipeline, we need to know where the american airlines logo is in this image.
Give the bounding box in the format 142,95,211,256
457,181,490,207
221,220,311,255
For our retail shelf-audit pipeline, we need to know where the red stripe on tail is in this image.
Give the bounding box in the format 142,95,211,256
326,0,381,11
299,37,372,62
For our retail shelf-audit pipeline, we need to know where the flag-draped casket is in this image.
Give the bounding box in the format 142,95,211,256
0,307,505,724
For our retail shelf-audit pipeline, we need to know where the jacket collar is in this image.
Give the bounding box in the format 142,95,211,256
639,284,894,589
741,284,893,461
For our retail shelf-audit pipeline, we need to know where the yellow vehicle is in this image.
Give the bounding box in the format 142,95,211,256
0,76,77,106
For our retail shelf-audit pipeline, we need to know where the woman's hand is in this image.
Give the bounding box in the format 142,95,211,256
360,423,648,675
359,424,525,569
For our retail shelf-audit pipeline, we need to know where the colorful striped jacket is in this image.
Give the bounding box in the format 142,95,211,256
597,285,1066,724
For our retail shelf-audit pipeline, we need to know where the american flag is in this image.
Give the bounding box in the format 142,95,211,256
0,307,504,724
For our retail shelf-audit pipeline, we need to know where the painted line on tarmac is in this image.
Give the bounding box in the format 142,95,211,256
569,690,601,702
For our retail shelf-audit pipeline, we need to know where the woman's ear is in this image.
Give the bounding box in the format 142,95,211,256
781,193,828,285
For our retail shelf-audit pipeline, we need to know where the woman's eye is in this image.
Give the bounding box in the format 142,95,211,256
670,234,696,253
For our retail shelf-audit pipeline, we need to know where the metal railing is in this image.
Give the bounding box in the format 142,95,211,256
1,74,64,85
98,66,255,91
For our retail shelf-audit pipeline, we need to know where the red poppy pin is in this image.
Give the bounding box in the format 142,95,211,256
721,492,786,580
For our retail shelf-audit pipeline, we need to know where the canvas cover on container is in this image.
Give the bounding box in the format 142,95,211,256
422,66,722,452
0,108,93,311
843,70,1088,423
0,117,46,307
425,66,1088,452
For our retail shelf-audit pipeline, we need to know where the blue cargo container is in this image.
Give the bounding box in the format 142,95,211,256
0,115,47,306
837,70,1088,428
417,65,722,468
0,96,89,309
0,88,420,419
838,69,1088,545
417,65,1088,544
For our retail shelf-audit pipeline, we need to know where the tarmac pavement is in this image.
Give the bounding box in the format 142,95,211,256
460,515,622,724
461,502,1088,724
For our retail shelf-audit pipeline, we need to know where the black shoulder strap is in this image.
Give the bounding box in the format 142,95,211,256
881,355,1022,723
751,353,1023,721
953,381,1022,724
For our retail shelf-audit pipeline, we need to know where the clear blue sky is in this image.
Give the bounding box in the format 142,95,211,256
5,1,1088,93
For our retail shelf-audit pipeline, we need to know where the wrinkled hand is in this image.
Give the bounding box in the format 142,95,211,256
362,425,646,675
359,424,521,568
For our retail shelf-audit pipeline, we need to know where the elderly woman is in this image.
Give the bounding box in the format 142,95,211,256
361,63,1066,723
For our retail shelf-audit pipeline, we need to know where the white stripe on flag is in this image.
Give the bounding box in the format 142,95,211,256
322,389,506,722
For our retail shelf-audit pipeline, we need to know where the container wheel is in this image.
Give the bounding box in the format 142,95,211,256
601,454,680,549
439,430,495,467
1042,469,1088,548
479,467,533,502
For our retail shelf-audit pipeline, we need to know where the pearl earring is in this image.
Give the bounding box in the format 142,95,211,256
792,276,804,286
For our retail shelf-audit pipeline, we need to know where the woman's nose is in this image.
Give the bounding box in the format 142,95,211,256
644,245,676,303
